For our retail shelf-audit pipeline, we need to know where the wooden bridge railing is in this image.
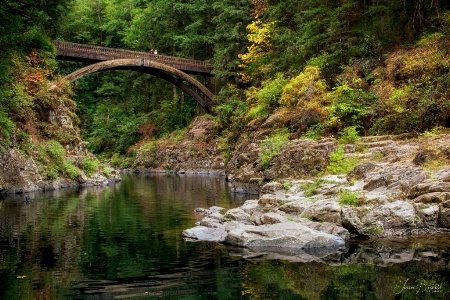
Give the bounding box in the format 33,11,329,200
54,41,214,75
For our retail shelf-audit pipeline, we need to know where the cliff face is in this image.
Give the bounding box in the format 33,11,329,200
135,116,227,173
0,85,119,194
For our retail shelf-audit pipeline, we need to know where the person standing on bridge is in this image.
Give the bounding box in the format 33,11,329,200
148,49,153,54
154,50,158,55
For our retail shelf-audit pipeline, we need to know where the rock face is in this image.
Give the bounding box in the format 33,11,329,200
226,138,337,193
0,105,120,194
0,146,120,194
135,117,226,172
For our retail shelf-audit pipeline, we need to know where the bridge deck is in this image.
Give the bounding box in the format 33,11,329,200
54,41,213,75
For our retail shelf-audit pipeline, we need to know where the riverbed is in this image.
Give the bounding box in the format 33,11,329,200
0,174,449,299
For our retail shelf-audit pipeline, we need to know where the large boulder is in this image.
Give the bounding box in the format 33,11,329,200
300,199,342,225
223,208,254,225
224,222,346,249
182,226,228,242
261,212,286,224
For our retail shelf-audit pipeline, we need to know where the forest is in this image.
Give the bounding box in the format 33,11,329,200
1,0,450,169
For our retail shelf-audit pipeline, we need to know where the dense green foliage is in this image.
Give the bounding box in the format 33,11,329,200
2,0,450,160
0,0,71,146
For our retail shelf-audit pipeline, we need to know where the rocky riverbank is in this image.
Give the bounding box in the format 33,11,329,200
0,145,121,195
181,127,450,248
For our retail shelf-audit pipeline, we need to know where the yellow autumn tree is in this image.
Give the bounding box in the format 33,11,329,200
238,18,276,83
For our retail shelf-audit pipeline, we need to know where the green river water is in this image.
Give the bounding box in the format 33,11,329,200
0,174,449,299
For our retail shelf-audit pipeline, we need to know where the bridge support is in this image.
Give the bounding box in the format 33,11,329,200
63,58,215,113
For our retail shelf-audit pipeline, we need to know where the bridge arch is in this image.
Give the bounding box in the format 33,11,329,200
64,58,214,113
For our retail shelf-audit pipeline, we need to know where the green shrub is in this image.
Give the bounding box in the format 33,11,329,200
41,141,66,166
282,181,293,190
46,168,58,180
338,126,360,144
81,158,99,177
0,110,14,148
280,66,327,107
301,124,325,140
326,83,376,131
102,166,111,177
259,128,290,168
247,103,270,119
246,73,287,120
328,147,358,174
63,162,80,180
338,190,361,206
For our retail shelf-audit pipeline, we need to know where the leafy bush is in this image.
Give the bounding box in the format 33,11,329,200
37,140,82,180
300,123,325,140
326,83,376,132
63,161,80,180
247,103,270,119
338,126,360,144
213,84,247,131
280,66,327,107
0,110,14,148
81,158,99,177
327,147,358,175
259,128,290,168
42,141,66,166
246,73,287,120
338,190,361,206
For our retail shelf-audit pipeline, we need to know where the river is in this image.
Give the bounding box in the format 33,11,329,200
0,174,449,299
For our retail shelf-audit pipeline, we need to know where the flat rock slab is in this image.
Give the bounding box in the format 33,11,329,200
182,226,228,242
225,222,346,249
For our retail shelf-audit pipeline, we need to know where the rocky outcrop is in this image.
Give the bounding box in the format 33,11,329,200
184,133,450,246
0,145,120,194
226,138,338,193
183,194,350,249
0,103,120,195
135,117,226,172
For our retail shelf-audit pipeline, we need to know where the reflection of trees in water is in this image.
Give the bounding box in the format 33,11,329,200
0,176,449,299
236,236,450,300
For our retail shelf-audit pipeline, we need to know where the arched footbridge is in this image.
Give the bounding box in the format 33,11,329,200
54,41,215,112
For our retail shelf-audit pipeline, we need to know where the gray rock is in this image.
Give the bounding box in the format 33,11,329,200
415,204,439,228
278,199,310,214
260,182,284,194
225,222,346,249
363,175,391,191
296,218,350,241
182,226,228,242
348,162,377,180
435,168,450,182
261,212,286,224
258,194,290,207
377,201,416,229
439,200,450,228
240,200,260,214
300,199,342,225
413,192,450,204
342,207,385,237
407,182,450,199
224,208,254,225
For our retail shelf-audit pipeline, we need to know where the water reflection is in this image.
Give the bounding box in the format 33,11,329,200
0,174,449,299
